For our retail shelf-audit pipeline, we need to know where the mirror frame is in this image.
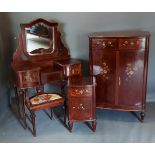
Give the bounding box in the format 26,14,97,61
21,18,58,59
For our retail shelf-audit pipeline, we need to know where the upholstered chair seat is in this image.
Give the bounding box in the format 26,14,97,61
30,93,63,105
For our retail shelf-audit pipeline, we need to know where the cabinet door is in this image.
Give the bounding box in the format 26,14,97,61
92,49,116,107
118,50,144,107
69,98,93,121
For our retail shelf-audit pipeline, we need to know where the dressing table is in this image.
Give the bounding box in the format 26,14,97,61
11,18,82,126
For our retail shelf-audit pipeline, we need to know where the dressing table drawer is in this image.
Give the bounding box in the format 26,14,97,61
17,68,41,88
55,59,82,78
66,64,82,77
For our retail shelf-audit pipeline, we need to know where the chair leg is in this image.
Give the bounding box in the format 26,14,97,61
30,111,36,137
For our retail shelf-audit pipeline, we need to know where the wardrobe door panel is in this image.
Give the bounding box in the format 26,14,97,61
118,50,145,107
92,49,116,107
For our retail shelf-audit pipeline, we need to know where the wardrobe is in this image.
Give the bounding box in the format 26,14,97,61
89,31,150,121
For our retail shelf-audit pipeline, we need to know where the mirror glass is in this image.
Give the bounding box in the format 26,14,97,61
25,23,54,55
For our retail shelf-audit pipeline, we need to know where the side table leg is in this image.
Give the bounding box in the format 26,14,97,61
68,121,73,132
20,90,27,129
15,86,21,118
92,120,97,132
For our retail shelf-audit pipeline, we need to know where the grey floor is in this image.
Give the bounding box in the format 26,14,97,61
1,101,155,143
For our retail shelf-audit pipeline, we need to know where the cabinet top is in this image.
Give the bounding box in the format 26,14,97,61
89,31,150,38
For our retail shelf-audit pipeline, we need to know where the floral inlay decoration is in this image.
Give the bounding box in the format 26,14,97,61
125,63,137,80
100,62,110,80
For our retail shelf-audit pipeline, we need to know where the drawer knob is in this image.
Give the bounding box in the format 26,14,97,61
124,41,128,44
102,42,106,48
71,69,75,74
108,41,113,47
122,41,128,46
108,41,112,44
130,42,134,46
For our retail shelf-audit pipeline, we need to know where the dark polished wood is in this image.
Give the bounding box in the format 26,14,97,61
11,18,82,90
55,59,82,78
11,18,82,133
67,76,96,132
16,68,66,136
89,31,150,121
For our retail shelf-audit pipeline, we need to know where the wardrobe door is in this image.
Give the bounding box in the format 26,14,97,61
92,49,116,107
118,50,145,108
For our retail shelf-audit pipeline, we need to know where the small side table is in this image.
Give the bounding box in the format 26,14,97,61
67,76,96,132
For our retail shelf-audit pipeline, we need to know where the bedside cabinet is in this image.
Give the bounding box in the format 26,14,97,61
67,76,96,132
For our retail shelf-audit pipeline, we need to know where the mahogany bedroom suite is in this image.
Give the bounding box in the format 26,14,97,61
10,18,150,136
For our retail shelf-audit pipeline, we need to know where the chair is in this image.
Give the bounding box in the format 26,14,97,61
18,67,66,136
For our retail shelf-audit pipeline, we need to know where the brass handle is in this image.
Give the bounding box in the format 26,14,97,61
123,41,128,46
108,41,113,47
130,41,134,46
71,69,75,74
102,42,106,48
124,41,128,44
108,41,112,44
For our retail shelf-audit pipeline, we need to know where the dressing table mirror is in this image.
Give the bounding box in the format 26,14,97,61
25,23,53,55
14,18,70,62
11,18,82,90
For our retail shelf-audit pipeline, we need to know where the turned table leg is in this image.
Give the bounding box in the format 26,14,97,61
20,90,27,129
15,86,21,118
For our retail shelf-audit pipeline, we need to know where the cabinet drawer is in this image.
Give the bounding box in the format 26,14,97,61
119,38,146,50
66,64,82,77
92,39,117,50
69,87,92,97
